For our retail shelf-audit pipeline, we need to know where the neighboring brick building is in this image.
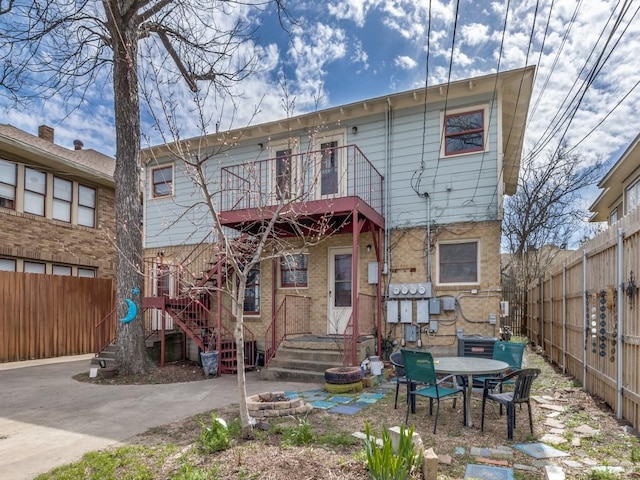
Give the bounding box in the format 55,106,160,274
0,124,116,278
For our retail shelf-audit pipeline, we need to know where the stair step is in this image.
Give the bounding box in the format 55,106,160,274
90,357,117,367
267,356,343,372
260,366,325,383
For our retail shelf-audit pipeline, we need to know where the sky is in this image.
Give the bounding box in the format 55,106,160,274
2,0,640,208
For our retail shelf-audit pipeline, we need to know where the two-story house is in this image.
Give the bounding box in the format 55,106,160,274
589,133,640,224
0,124,117,362
141,66,535,379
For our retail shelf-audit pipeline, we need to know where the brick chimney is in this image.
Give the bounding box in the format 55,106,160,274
73,139,84,150
38,125,54,142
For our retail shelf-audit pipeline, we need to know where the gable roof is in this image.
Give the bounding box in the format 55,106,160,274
589,132,640,222
0,124,115,187
145,66,535,196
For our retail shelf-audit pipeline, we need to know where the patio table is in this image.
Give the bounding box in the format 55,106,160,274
434,356,509,428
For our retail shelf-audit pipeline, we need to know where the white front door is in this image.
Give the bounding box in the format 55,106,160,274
327,247,353,335
153,263,174,330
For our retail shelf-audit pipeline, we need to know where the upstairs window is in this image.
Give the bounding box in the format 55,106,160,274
78,185,96,227
444,109,485,156
280,254,308,288
152,166,173,198
243,264,260,314
53,177,73,222
626,179,640,215
24,167,46,216
0,159,17,209
438,241,478,284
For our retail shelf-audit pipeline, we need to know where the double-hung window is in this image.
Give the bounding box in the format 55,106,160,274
78,185,96,227
444,109,485,156
626,179,640,215
24,167,46,216
0,159,17,209
243,264,260,314
53,177,73,222
438,241,479,284
152,166,173,198
280,254,308,288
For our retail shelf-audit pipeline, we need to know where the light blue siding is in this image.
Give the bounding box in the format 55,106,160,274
144,91,503,247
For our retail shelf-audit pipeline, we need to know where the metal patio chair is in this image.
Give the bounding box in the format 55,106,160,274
389,351,408,409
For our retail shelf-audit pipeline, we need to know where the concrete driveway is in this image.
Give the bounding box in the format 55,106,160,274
0,355,320,480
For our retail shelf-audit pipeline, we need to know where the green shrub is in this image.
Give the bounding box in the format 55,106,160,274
197,414,230,454
364,422,423,480
283,417,314,446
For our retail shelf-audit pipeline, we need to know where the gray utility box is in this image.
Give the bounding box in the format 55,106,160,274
457,336,498,359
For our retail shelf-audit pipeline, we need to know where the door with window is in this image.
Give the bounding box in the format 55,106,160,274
153,262,175,330
327,248,353,335
316,133,346,199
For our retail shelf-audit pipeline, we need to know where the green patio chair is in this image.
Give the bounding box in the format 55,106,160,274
401,349,466,434
472,340,526,388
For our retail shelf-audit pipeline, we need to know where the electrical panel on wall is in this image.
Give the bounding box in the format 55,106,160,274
388,282,432,299
416,300,430,324
400,300,413,323
429,298,441,315
442,297,456,311
386,300,399,323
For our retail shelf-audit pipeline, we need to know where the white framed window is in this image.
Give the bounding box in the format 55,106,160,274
610,207,618,225
441,106,488,157
78,185,96,227
0,159,17,209
280,254,308,288
243,264,260,315
24,167,46,216
437,240,479,285
152,165,173,198
78,267,96,278
53,177,73,222
52,264,72,276
24,261,46,274
0,258,16,271
625,179,640,215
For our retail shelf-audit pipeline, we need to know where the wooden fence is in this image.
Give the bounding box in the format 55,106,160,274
526,207,640,430
0,272,114,362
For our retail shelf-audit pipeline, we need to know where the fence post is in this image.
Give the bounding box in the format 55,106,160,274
617,228,624,420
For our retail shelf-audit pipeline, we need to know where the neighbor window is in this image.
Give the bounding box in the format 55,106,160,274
280,254,308,288
243,264,260,314
0,258,16,271
438,241,478,284
152,166,173,198
0,159,17,209
275,149,292,200
24,261,45,274
53,177,73,222
78,268,96,278
78,185,96,227
24,167,46,216
52,265,72,276
444,109,484,156
626,179,640,215
610,207,618,225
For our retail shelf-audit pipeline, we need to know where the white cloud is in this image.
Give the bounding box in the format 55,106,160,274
461,23,490,47
394,56,418,70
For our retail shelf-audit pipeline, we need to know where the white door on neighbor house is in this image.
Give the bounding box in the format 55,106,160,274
315,132,346,200
153,263,175,330
327,248,353,335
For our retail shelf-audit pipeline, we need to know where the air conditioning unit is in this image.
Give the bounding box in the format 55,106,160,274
500,301,509,317
457,336,498,359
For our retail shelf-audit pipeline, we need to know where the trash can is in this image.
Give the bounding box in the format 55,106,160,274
200,350,219,376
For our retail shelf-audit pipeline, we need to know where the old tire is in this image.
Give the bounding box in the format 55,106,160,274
324,380,364,394
324,366,363,384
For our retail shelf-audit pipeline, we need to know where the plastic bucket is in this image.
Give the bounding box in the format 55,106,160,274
370,361,383,376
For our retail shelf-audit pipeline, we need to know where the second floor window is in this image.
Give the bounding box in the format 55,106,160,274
53,177,73,222
152,166,173,197
280,254,308,288
438,241,478,284
78,185,96,227
444,109,484,156
0,159,17,209
24,167,46,216
243,265,260,314
626,179,640,215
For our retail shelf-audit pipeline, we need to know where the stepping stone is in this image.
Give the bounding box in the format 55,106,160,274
562,460,583,468
547,411,561,418
544,465,565,479
591,466,624,474
328,395,354,403
574,424,599,437
438,454,452,465
514,463,538,472
329,405,361,415
545,418,565,429
311,400,336,409
470,447,492,457
539,433,567,445
514,442,569,459
455,447,466,455
539,404,564,412
571,437,581,447
549,428,565,435
476,457,509,467
580,458,598,466
465,464,514,480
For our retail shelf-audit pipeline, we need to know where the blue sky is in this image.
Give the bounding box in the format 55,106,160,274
2,0,639,201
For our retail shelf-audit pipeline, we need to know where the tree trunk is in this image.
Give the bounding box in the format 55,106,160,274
235,281,253,438
111,15,154,375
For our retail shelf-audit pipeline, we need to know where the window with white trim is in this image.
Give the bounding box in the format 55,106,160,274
0,258,16,271
78,267,96,278
626,179,640,215
53,177,73,222
443,109,485,156
78,185,96,227
438,241,479,284
243,264,260,314
24,261,45,274
0,159,17,209
280,254,308,288
152,165,173,198
24,167,46,216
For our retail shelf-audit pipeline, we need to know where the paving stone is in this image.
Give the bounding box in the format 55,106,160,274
562,460,583,468
533,459,555,468
549,428,565,435
591,466,624,474
514,463,539,472
544,465,566,480
573,424,599,437
579,458,598,466
547,411,562,418
490,448,514,459
476,457,509,467
571,437,581,447
539,403,565,412
454,447,466,455
470,447,492,457
545,418,565,429
539,433,567,445
438,454,452,465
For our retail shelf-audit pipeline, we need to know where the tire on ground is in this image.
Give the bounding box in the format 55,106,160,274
324,380,364,394
324,366,363,384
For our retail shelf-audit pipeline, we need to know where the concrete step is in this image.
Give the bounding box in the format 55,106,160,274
260,366,326,383
267,356,343,372
90,356,117,367
271,347,345,364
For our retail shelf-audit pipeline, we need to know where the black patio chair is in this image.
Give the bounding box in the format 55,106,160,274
389,351,408,409
402,349,466,434
480,368,541,440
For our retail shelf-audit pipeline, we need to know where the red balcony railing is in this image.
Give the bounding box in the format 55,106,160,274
220,145,383,216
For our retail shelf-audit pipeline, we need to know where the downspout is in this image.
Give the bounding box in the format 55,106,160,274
384,98,392,275
582,250,587,390
616,228,624,419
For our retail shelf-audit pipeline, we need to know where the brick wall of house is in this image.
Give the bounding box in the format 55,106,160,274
0,187,116,278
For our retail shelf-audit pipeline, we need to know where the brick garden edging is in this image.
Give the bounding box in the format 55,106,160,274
246,392,313,418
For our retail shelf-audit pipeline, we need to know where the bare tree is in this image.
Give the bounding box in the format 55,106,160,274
0,0,287,374
502,144,605,289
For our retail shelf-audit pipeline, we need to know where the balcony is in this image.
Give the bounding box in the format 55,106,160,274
219,145,384,236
